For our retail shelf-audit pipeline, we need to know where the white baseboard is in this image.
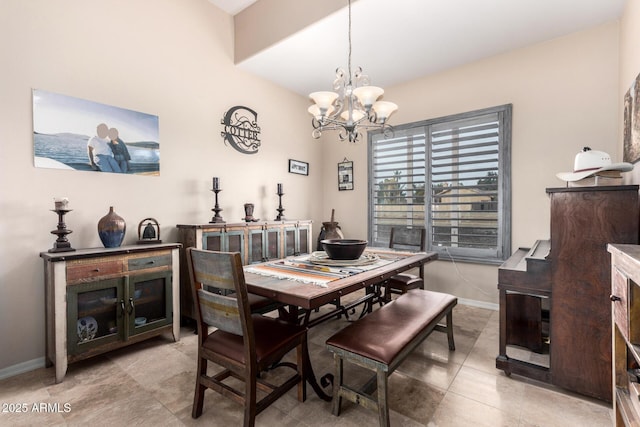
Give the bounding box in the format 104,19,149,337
0,357,46,381
458,297,499,311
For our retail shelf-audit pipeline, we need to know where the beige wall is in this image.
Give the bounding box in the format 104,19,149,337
0,0,324,374
323,22,622,305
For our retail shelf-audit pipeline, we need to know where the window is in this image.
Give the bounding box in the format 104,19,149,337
368,104,511,264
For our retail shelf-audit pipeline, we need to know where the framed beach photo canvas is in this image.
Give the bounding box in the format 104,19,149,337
32,89,160,175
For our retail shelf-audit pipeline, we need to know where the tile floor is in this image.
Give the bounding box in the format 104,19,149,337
0,292,613,426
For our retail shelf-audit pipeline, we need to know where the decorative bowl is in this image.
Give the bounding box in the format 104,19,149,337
134,317,147,327
321,239,368,260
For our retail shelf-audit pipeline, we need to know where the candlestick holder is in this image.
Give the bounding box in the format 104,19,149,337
210,188,225,223
275,191,285,221
49,209,75,253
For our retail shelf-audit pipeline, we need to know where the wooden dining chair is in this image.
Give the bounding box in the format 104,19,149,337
384,227,426,301
245,291,284,315
187,248,307,426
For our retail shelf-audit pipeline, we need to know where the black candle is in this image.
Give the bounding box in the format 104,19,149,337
213,177,219,190
277,183,283,194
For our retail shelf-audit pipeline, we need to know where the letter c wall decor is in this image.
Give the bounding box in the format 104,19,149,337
220,106,261,154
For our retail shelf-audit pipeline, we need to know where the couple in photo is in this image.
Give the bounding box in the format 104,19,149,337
87,123,131,173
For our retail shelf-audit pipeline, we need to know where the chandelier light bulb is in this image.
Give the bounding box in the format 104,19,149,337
353,86,384,110
372,101,399,123
340,109,365,122
308,104,335,121
309,91,339,110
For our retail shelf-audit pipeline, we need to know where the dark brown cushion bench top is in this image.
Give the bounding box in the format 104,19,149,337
326,290,457,366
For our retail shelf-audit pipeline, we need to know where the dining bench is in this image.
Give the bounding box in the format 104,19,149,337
325,289,457,426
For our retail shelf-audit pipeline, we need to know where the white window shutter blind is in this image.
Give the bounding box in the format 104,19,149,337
369,104,511,264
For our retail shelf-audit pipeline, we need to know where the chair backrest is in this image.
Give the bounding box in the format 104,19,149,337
389,227,426,252
389,227,426,279
187,248,251,337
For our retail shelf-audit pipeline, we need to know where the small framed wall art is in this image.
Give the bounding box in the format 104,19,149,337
338,159,353,191
289,159,309,175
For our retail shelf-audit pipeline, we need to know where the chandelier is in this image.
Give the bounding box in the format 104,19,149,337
307,0,398,143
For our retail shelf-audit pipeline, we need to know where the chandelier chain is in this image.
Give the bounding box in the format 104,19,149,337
347,0,352,83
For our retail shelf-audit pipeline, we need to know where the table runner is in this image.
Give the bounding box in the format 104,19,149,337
244,252,397,287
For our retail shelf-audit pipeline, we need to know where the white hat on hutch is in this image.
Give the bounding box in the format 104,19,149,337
556,147,633,182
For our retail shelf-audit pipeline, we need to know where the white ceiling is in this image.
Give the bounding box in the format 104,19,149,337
210,0,626,97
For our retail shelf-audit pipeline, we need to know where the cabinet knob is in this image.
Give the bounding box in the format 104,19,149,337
610,295,622,302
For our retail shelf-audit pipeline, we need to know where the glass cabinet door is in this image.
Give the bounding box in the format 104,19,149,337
266,227,281,260
298,224,311,255
284,226,297,257
203,231,223,251
225,230,245,257
127,270,172,338
284,225,311,257
248,227,281,263
67,278,123,355
202,229,245,259
248,228,265,263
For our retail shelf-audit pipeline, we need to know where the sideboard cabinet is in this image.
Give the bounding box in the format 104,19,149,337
40,243,181,383
176,220,312,320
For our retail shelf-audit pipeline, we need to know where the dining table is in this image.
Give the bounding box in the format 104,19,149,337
243,247,439,401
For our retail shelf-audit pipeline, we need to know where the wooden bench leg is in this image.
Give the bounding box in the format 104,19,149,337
446,310,455,351
332,354,343,416
376,369,390,427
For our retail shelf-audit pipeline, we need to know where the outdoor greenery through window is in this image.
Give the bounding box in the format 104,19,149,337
368,104,512,264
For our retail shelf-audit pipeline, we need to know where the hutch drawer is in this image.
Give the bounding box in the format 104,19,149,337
66,258,123,282
127,252,172,271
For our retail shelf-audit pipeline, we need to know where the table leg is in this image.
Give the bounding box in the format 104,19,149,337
277,304,301,324
275,291,384,402
302,341,333,402
358,284,384,318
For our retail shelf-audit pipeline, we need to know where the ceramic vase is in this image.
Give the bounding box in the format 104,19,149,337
316,221,345,251
316,209,345,251
98,206,126,248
